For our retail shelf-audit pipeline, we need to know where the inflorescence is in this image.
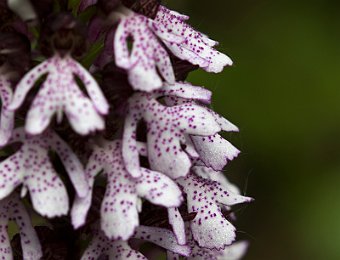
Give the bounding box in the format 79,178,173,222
0,0,252,259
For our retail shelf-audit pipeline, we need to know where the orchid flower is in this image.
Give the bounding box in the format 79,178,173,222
177,172,252,249
122,82,237,179
0,1,252,258
114,12,178,91
0,128,88,217
71,140,183,240
9,54,109,135
153,6,233,73
164,94,240,171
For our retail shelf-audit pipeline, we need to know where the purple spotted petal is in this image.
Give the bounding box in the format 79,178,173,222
0,194,42,260
193,166,241,195
193,166,243,220
168,207,186,245
122,87,221,179
156,82,212,104
81,225,189,259
134,226,191,257
0,76,15,147
9,55,108,135
170,223,249,260
153,6,232,73
73,60,109,115
163,95,240,171
191,134,240,171
71,155,99,228
0,128,87,217
71,140,182,240
136,168,182,207
114,13,176,91
177,173,252,249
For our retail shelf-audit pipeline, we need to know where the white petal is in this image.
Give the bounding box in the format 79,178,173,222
50,132,88,198
136,168,182,207
114,14,174,91
191,134,240,171
122,112,141,178
71,155,100,229
218,241,249,260
64,88,105,135
8,196,43,259
0,154,25,200
0,77,14,146
157,82,212,104
9,60,50,110
24,159,69,217
25,81,58,135
134,226,191,257
168,208,186,245
73,60,109,115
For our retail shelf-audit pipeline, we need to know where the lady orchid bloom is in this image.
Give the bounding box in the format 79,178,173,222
0,193,42,260
0,128,88,217
71,140,183,240
0,0,252,259
81,225,191,259
154,6,233,73
112,5,232,91
176,171,252,249
8,54,109,135
164,94,240,171
0,73,15,146
122,82,238,179
114,12,177,91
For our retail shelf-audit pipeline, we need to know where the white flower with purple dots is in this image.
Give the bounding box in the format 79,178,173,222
9,54,109,135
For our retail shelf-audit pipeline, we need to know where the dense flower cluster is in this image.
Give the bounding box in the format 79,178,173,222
0,0,252,259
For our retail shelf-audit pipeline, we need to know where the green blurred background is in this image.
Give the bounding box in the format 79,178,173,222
165,0,340,259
